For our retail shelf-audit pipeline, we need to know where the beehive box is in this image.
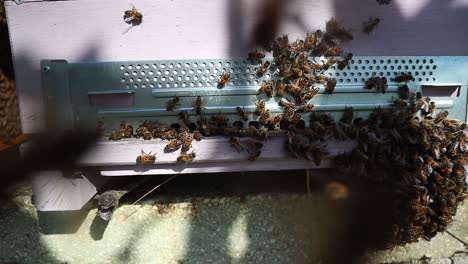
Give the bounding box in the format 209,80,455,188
5,0,468,210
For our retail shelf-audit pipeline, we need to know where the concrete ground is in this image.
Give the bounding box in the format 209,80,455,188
0,175,467,264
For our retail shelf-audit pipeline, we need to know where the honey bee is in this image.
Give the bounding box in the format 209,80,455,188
380,77,388,94
296,103,315,113
165,139,182,152
287,80,301,97
304,144,329,166
236,106,249,121
394,73,415,83
337,53,353,70
182,133,194,152
278,98,296,109
279,63,292,78
217,70,231,89
259,109,271,125
248,50,266,64
120,122,134,137
291,67,303,78
197,119,211,136
161,129,178,140
96,119,105,136
179,111,190,126
246,140,263,161
258,80,274,97
229,136,245,152
311,43,329,57
166,96,180,111
256,61,271,77
136,150,156,165
316,74,329,84
192,96,207,115
193,130,204,141
137,126,153,140
423,101,436,116
398,84,410,99
276,80,286,97
109,130,122,141
284,107,296,122
177,129,189,141
325,18,353,42
325,78,337,94
290,112,302,125
124,5,143,25
254,99,266,116
322,57,337,71
325,47,342,57
342,107,354,124
362,17,381,34
304,32,317,51
434,110,449,123
270,114,282,128
393,97,408,108
177,151,196,163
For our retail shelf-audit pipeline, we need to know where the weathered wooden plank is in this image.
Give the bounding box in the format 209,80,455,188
6,0,468,133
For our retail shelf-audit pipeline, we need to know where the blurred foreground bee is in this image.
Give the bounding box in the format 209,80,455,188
394,73,415,83
182,133,194,152
296,104,315,113
325,47,343,57
434,111,449,123
193,96,207,115
124,5,143,25
166,96,180,111
256,61,271,77
165,139,182,152
304,144,329,166
177,151,196,163
304,32,317,51
363,17,380,34
326,78,337,94
230,136,245,152
259,109,271,125
325,18,354,42
136,150,156,165
337,53,353,70
258,80,274,97
398,85,410,99
248,51,265,64
197,119,211,136
179,111,190,126
193,130,204,141
236,106,249,121
217,70,231,89
246,140,263,161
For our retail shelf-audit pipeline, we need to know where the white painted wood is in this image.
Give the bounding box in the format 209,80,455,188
31,170,98,211
5,0,468,133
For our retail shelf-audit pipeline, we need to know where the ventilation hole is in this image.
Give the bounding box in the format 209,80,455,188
361,78,365,82
241,61,247,66
426,78,429,82
195,69,200,74
386,72,391,76
161,77,167,81
423,59,427,64
152,64,158,69
150,83,155,88
141,71,146,75
425,66,430,70
228,68,234,73
433,65,437,70
422,72,426,76
416,59,420,64
350,72,354,76
346,79,351,83
120,65,125,70
430,59,434,64
145,77,150,82
357,72,362,76
233,62,239,66
205,69,211,74
132,71,138,76
134,84,138,88
369,66,373,70
354,66,358,70
174,83,179,88
124,71,129,76
338,79,343,83
121,78,125,83
361,66,366,70
237,81,243,85
353,78,358,82
408,59,413,64
225,62,231,67
128,64,133,69
209,62,214,67
185,76,190,81
229,81,235,85
136,64,142,69
202,75,207,80
191,62,197,68
342,72,347,77
429,72,433,75
393,72,398,76
141,84,146,89
163,70,169,75
180,69,186,75
209,75,215,80
160,64,166,69
401,60,406,64
372,72,377,77
254,80,259,85
379,72,383,76
394,60,399,64
185,63,190,68
193,76,198,81
414,72,419,76
198,82,203,87
246,80,251,85
242,74,247,79
383,66,387,70
364,72,369,76
390,78,394,82
372,60,377,64
176,63,182,68
153,77,158,81
387,59,391,64
412,66,416,70
376,66,380,70
245,68,251,73
237,68,242,73
182,82,187,87
157,70,162,75
169,76,175,81
433,78,436,81
189,82,195,87
249,74,255,79
206,81,211,86
189,69,195,74
351,60,355,64
217,62,222,67
125,84,130,89
358,60,362,64
129,78,134,83
149,71,154,75
418,78,422,82
173,70,178,75
177,76,182,81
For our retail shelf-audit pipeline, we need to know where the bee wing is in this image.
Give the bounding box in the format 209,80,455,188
122,25,134,35
124,16,135,23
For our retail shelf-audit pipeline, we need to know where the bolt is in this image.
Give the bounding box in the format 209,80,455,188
42,66,51,72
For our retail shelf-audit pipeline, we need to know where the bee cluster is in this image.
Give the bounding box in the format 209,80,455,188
334,94,467,247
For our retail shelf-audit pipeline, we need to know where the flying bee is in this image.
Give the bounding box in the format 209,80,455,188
275,80,286,97
325,47,342,57
230,136,245,152
256,61,271,77
193,130,204,141
296,103,315,113
179,110,190,126
124,5,143,25
182,133,194,152
325,78,337,94
259,109,271,125
177,151,196,163
270,114,282,128
248,50,265,64
236,106,249,121
254,99,266,116
394,72,415,83
363,17,381,34
217,70,231,89
337,53,353,70
434,110,449,123
165,139,182,152
304,32,317,51
166,96,180,111
192,96,207,115
258,80,274,97
278,98,295,109
136,150,156,165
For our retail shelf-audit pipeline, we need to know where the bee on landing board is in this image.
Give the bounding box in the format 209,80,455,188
165,139,182,152
136,150,156,165
362,17,381,34
177,151,196,163
236,106,249,121
122,5,143,34
166,96,180,111
217,70,231,89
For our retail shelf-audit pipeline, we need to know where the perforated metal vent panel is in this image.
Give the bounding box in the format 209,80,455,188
41,56,467,132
